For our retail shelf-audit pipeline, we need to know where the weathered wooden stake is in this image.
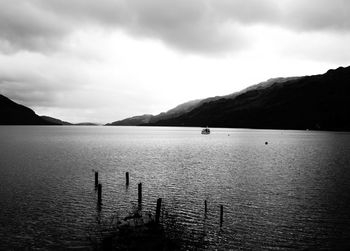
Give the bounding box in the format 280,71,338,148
126,172,129,186
204,200,208,214
138,183,142,204
155,198,162,224
98,184,102,204
220,205,223,227
95,171,98,187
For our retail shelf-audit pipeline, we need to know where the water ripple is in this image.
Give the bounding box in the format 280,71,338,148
1,126,350,249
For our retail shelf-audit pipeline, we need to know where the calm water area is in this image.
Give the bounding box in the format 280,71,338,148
1,126,350,250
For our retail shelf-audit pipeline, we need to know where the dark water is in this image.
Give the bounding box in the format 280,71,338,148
1,126,350,250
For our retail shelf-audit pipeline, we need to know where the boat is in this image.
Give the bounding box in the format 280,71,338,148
201,127,210,134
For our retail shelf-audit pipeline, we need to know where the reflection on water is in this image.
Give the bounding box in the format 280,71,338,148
0,126,350,249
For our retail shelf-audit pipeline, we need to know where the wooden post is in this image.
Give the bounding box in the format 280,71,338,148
155,198,162,224
204,200,208,214
220,205,223,227
126,172,129,186
98,184,102,204
95,171,98,187
138,183,142,204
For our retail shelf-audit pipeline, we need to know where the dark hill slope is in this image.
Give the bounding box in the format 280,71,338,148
41,116,72,125
106,114,153,126
107,78,299,126
107,99,203,126
0,94,57,125
148,66,350,131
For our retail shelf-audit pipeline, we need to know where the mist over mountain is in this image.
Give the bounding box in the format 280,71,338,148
108,66,350,131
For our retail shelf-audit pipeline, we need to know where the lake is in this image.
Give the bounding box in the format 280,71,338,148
0,126,350,249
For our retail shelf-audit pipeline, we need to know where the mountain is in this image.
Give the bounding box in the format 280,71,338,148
106,114,153,126
149,66,350,130
106,99,203,126
108,66,350,131
41,116,72,125
107,77,302,126
0,94,59,125
0,95,100,125
106,78,301,126
41,116,100,126
74,122,101,126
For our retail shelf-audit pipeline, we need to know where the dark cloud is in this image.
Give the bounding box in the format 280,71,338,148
122,0,255,53
282,0,350,32
0,1,69,52
0,0,349,54
211,0,279,24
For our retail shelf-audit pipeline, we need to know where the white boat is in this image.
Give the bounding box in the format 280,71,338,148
201,127,210,134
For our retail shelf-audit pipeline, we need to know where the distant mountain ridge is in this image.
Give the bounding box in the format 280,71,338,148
74,122,101,126
2,65,350,130
107,66,350,131
106,99,203,126
106,76,303,126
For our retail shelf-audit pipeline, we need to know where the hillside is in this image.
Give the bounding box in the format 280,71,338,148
41,116,72,125
107,99,203,126
108,66,350,131
107,78,299,126
106,114,154,126
0,94,59,125
148,66,350,131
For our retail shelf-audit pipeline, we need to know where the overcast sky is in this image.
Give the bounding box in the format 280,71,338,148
1,0,350,123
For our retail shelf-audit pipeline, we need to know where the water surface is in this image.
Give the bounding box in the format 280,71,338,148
0,126,350,249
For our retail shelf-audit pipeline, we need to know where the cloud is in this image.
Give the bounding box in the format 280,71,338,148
281,0,350,32
0,1,70,53
122,0,254,53
0,51,86,108
0,73,59,107
1,0,349,55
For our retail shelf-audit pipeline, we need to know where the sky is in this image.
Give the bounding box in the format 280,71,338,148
0,0,350,123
